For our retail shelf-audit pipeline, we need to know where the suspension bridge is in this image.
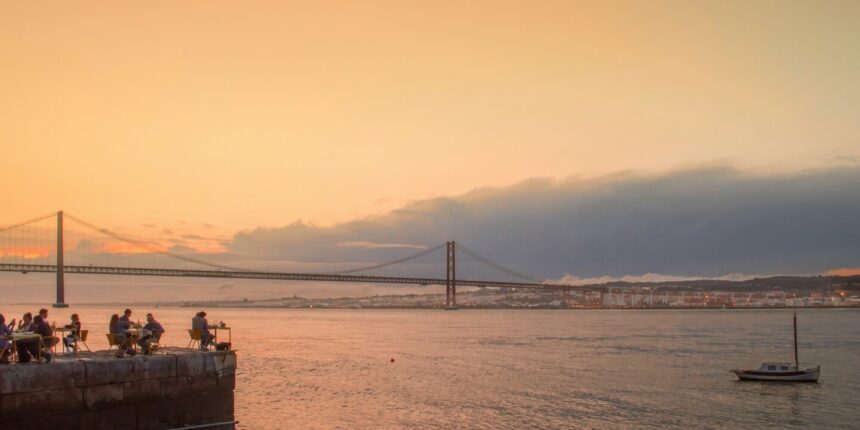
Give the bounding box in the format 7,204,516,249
0,212,603,308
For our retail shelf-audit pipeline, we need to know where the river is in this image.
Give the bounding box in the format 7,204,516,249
1,305,857,429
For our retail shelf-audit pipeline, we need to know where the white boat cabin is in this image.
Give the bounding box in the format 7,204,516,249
758,362,796,372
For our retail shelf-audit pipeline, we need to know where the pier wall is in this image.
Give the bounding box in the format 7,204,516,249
0,350,236,430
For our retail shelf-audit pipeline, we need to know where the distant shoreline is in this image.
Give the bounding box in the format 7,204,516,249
4,303,858,311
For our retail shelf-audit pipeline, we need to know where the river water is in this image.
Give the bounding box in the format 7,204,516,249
1,305,858,429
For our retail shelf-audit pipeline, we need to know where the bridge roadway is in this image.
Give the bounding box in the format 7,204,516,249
0,263,598,292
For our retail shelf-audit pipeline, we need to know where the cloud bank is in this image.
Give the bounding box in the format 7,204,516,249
226,166,860,279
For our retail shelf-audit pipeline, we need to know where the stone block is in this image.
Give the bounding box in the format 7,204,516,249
207,389,235,421
0,387,84,419
123,377,166,403
163,374,219,399
0,361,86,394
176,352,206,377
218,372,236,390
213,351,237,376
137,399,187,430
0,411,95,430
84,383,124,409
142,355,176,380
83,357,145,386
93,404,139,430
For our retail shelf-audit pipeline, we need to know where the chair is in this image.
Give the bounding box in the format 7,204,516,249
187,329,203,350
150,333,162,352
43,336,60,354
0,342,11,364
76,330,91,352
106,333,124,351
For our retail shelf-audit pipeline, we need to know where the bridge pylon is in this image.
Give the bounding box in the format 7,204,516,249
53,211,68,308
445,241,457,309
561,288,572,308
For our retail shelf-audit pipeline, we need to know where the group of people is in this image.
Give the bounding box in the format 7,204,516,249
1,308,220,364
0,308,63,364
108,308,165,357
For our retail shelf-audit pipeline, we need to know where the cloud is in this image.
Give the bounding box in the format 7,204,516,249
824,267,860,276
554,272,764,286
168,244,197,254
336,241,427,250
225,165,860,279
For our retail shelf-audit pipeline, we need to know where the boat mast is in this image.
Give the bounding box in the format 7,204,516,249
793,311,799,370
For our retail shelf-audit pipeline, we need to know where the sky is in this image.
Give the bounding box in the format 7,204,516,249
1,1,859,302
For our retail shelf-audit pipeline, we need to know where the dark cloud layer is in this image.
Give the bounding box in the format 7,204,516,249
226,166,860,279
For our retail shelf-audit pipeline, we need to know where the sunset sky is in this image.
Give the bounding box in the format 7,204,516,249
2,1,860,301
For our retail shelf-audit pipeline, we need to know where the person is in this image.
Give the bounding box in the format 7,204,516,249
109,314,135,357
38,308,48,324
33,315,56,363
62,314,82,353
192,311,215,350
17,312,34,332
119,308,133,327
138,313,165,355
144,313,165,341
0,314,12,364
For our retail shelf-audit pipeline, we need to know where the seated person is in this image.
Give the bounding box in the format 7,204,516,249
13,335,41,363
109,314,135,357
0,314,12,364
119,308,135,327
144,313,165,341
191,311,215,350
138,313,165,355
62,314,82,353
17,312,34,332
33,315,60,362
31,315,55,363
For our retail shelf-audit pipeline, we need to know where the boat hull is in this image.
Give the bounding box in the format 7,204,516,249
731,368,819,382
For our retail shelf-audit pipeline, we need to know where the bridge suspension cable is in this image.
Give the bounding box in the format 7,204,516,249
329,243,446,275
62,213,250,272
454,242,542,284
0,212,57,232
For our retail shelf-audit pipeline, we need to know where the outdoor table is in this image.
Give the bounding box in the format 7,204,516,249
54,327,75,353
213,326,231,345
124,328,150,351
9,332,42,363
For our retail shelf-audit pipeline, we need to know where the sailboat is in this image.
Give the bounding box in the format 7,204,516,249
731,311,820,382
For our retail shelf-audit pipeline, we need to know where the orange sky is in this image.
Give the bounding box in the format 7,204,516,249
2,1,859,237
824,267,860,277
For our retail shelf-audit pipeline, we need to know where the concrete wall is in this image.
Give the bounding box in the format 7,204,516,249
0,351,236,430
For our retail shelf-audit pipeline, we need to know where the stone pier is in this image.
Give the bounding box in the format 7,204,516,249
0,349,236,430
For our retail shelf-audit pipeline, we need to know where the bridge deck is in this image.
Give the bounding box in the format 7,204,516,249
0,263,597,291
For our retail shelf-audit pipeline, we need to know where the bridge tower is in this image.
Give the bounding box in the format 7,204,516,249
53,211,68,308
445,241,456,308
561,288,572,308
